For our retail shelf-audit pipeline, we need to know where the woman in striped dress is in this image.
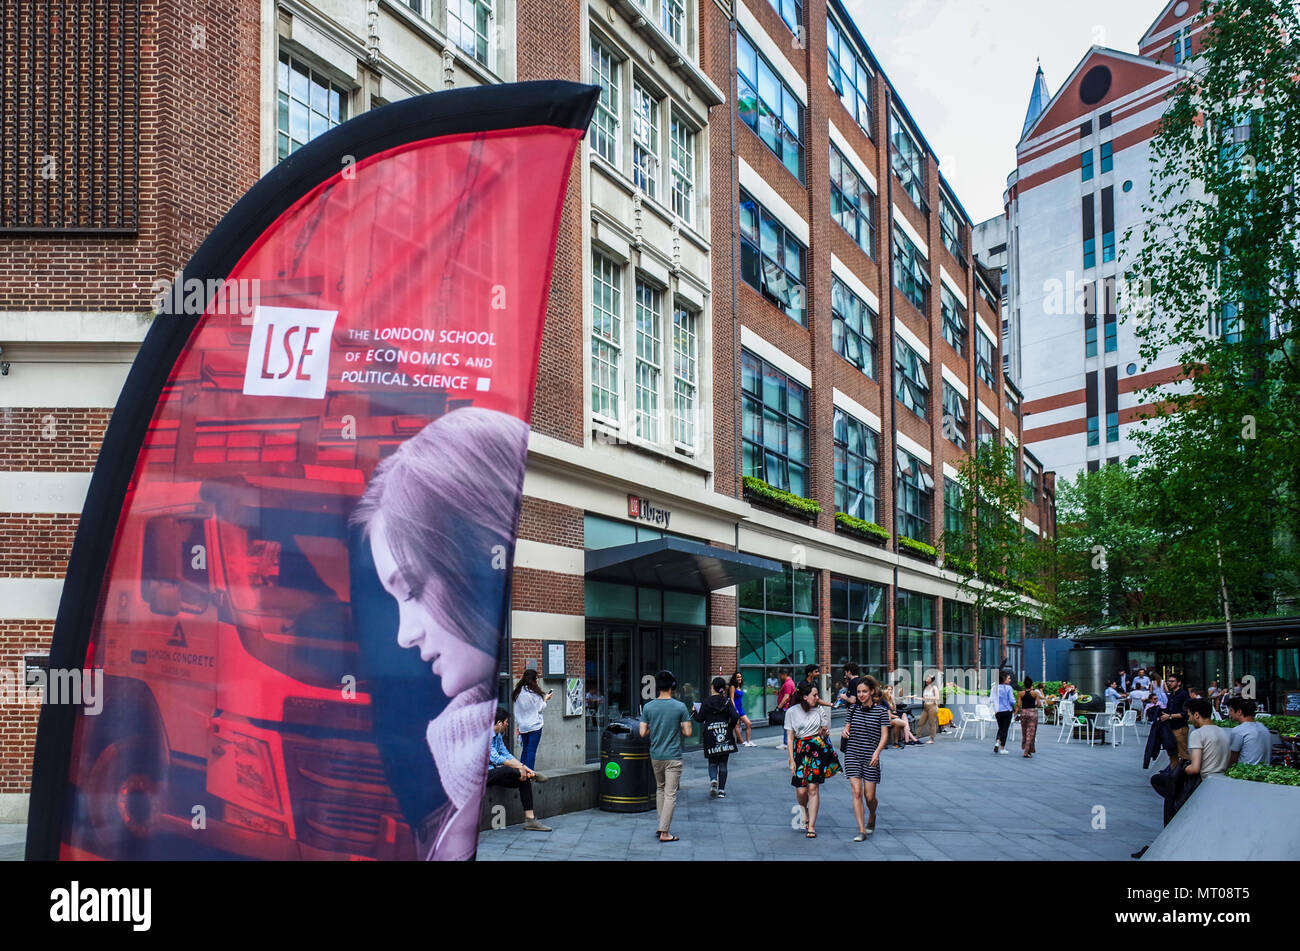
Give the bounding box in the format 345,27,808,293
841,675,891,841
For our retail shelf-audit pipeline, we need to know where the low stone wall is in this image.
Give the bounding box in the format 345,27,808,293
1142,772,1300,860
478,764,601,830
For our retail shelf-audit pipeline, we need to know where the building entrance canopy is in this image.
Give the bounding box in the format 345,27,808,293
584,538,783,592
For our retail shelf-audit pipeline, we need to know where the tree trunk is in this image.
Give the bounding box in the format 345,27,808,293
1216,538,1235,693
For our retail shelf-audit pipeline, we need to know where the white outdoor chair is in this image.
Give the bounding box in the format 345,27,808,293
1113,708,1140,745
974,703,996,741
1103,700,1117,717
1055,701,1078,742
955,710,980,740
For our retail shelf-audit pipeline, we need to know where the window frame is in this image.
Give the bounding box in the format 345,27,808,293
591,250,624,424
446,0,494,69
975,329,996,388
833,408,880,524
890,109,926,210
739,188,808,324
826,13,874,137
892,224,931,312
939,193,965,264
830,275,877,379
940,284,967,356
741,349,810,496
277,51,350,162
829,144,876,258
941,381,968,449
670,111,697,226
893,336,930,421
737,32,805,181
590,36,622,167
630,81,660,201
895,448,935,544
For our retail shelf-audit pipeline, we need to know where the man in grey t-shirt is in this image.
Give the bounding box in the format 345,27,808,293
1186,699,1231,777
1226,697,1272,766
639,670,692,843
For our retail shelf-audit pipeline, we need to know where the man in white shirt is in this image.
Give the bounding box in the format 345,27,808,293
1133,669,1151,690
1186,699,1231,777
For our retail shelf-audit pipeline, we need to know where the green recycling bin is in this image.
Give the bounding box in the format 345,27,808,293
598,719,655,813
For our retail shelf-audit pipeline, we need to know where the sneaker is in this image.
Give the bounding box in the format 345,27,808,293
522,818,552,832
709,779,719,798
997,747,1010,755
743,741,756,747
716,790,728,798
532,772,549,783
993,745,1000,754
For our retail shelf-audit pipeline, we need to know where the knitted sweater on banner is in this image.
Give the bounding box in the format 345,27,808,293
419,682,495,860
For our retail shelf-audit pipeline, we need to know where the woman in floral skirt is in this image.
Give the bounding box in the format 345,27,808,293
785,681,840,838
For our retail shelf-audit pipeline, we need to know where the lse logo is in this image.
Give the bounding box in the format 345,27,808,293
242,306,338,400
627,495,640,518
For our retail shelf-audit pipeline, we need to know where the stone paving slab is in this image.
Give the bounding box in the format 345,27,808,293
476,721,1167,861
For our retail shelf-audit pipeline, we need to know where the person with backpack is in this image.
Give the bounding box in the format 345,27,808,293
694,677,740,798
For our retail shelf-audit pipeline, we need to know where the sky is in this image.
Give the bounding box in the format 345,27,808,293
843,0,1171,223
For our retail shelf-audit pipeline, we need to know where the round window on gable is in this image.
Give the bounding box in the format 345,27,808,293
1126,362,1137,375
1080,66,1113,106
1122,180,1133,192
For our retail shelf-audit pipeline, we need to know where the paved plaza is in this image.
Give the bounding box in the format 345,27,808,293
0,717,1168,862
476,717,1167,861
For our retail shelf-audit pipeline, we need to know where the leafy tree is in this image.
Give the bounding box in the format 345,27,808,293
940,440,1047,676
1125,0,1300,686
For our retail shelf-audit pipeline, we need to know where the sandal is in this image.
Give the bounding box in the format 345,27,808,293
658,834,680,843
805,831,817,838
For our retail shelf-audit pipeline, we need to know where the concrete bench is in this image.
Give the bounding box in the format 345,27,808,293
477,764,601,830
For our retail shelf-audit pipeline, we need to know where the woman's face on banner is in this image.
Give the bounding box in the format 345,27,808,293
369,514,495,698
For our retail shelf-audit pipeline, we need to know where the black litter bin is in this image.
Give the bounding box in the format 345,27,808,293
598,719,655,813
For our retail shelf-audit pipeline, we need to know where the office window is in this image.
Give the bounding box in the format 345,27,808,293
737,33,804,180
826,14,874,135
1006,390,1019,417
1084,280,1098,357
896,590,936,668
591,252,623,421
634,282,663,443
1023,463,1038,503
941,285,966,355
1080,119,1093,137
1173,28,1192,64
448,0,492,67
941,382,968,449
830,576,888,682
1082,194,1096,269
661,0,685,46
892,225,930,311
767,0,801,35
943,478,964,535
1099,111,1113,129
834,409,880,523
831,276,876,378
739,189,807,324
894,337,930,420
939,194,964,262
1100,141,1113,174
590,38,620,165
943,601,973,669
672,305,698,449
1086,370,1099,447
669,114,696,225
895,450,934,544
631,83,659,200
829,145,875,258
1081,149,1094,181
1105,366,1119,443
975,329,996,388
976,415,997,446
1088,460,1100,473
741,350,809,496
1101,185,1115,263
1102,276,1117,353
890,110,926,208
277,53,348,162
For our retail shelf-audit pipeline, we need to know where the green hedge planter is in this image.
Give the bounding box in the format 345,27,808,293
898,536,937,561
834,512,889,545
742,476,820,520
1227,763,1300,787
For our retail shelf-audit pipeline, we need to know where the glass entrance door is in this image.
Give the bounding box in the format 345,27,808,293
585,624,633,762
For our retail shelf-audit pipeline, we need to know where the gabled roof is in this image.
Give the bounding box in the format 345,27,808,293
1021,63,1051,140
1019,46,1181,144
1140,0,1204,50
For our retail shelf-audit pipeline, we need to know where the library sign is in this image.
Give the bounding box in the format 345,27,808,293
627,494,672,530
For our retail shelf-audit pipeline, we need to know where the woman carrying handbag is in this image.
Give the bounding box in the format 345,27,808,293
694,677,740,798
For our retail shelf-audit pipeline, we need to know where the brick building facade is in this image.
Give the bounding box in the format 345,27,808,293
0,0,1055,815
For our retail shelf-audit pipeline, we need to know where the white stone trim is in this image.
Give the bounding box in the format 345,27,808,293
739,157,809,245
736,0,808,104
0,312,151,342
942,461,960,480
511,610,584,642
940,364,968,398
939,267,967,308
0,578,65,620
740,326,811,387
977,399,998,425
828,120,877,193
975,313,997,344
709,624,737,647
829,254,879,311
894,430,931,465
1023,517,1041,535
892,318,930,363
514,539,584,575
831,388,881,433
0,472,92,513
892,204,929,258
1004,427,1018,446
